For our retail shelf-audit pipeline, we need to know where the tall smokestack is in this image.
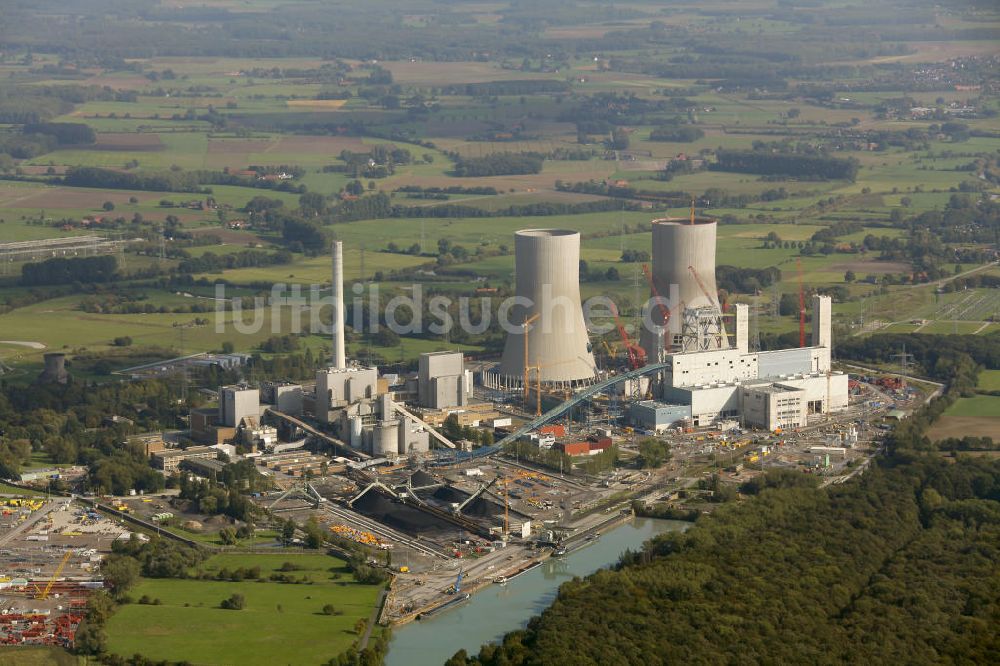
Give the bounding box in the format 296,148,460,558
332,240,346,369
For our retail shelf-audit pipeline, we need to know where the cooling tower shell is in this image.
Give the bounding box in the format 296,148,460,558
642,217,721,354
38,352,69,384
499,229,596,385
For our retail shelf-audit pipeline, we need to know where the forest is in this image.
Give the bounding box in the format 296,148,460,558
451,453,999,665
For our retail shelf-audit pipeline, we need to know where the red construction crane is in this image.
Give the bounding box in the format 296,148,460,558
687,265,721,311
641,263,672,350
610,302,646,370
797,257,806,348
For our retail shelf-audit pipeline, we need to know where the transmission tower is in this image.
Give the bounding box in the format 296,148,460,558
892,344,914,377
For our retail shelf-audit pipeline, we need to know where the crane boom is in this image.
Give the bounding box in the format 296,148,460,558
641,263,672,352
521,313,540,410
38,550,72,600
797,257,806,348
686,265,721,310
610,302,645,370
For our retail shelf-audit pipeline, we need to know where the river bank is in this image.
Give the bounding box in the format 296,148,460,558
385,517,689,666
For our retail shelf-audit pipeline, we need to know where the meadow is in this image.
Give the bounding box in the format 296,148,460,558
105,552,384,665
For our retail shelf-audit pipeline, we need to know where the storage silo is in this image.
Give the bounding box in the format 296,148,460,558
372,421,398,456
498,229,596,386
641,217,726,357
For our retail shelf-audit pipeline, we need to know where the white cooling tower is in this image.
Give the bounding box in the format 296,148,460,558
642,217,725,357
498,229,596,386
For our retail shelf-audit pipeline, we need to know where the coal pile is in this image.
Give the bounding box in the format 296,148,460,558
459,495,504,519
419,485,507,519
353,489,454,538
427,485,467,504
408,469,440,488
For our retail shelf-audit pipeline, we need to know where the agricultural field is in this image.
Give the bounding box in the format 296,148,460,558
977,369,1000,392
928,395,1000,442
105,553,384,665
0,0,996,373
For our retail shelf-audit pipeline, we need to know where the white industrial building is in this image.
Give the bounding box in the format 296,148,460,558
336,393,430,456
655,293,848,430
261,381,304,415
315,366,379,422
418,351,472,409
629,401,692,432
219,385,260,428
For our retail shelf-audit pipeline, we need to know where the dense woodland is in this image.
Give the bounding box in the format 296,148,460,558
451,453,998,665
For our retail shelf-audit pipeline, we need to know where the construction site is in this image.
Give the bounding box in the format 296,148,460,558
0,497,120,648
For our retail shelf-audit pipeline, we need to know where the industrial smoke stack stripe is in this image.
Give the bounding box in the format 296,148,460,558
499,229,596,385
332,240,346,370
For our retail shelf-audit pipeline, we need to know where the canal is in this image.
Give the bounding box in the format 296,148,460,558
385,518,689,666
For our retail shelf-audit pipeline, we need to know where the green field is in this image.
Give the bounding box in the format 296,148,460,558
105,553,383,665
944,395,1000,419
977,370,1000,392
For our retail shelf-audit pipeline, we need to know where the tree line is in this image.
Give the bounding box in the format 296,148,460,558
711,149,859,181
451,153,544,177
22,255,118,286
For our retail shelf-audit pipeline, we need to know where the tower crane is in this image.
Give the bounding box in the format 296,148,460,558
797,257,806,348
521,313,541,413
610,302,645,370
641,263,672,352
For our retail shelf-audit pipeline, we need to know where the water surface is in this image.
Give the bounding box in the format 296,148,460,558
386,518,688,666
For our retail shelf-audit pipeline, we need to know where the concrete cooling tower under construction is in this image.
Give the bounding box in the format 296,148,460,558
641,217,728,359
499,229,596,386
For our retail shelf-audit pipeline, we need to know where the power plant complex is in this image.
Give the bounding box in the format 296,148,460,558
481,217,848,434
124,214,869,627
188,217,848,460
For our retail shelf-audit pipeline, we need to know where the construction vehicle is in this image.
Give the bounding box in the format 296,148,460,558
448,569,464,595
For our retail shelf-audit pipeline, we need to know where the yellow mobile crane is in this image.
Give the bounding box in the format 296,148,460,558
35,550,72,600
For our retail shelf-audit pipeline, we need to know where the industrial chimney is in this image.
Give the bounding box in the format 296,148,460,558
498,229,596,386
641,217,727,358
331,240,346,370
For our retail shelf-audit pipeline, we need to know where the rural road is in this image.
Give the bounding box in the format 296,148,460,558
0,341,46,349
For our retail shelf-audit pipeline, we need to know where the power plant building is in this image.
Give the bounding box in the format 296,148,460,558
219,386,260,428
314,239,379,423
418,351,472,409
495,229,596,387
261,381,303,415
315,366,378,421
656,293,848,429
